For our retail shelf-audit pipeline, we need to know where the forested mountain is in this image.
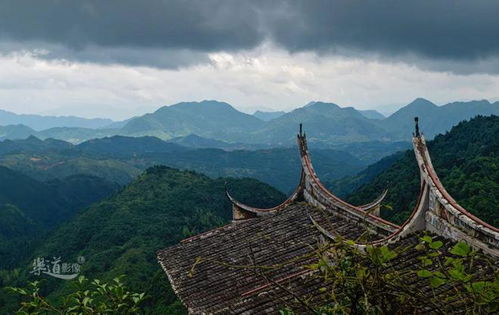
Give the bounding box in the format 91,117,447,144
381,98,499,139
249,102,390,145
0,167,286,314
0,167,119,268
0,109,114,131
121,100,264,140
344,115,499,226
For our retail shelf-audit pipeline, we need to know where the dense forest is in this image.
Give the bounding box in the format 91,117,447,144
0,166,119,269
0,166,285,314
346,115,499,226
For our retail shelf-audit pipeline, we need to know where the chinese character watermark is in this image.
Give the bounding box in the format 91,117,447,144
30,256,85,280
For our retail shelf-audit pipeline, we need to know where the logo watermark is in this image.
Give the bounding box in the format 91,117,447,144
30,256,85,280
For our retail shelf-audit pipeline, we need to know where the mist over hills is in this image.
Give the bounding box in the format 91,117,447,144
0,109,114,131
0,99,497,146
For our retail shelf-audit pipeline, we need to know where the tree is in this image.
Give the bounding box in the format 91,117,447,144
8,276,146,314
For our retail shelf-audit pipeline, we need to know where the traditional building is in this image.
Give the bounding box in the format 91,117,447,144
157,119,498,314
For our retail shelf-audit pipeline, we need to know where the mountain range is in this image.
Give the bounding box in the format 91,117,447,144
0,109,114,131
0,99,498,146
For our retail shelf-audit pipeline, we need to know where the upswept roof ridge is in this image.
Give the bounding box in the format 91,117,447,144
312,118,499,257
226,124,394,230
157,118,498,314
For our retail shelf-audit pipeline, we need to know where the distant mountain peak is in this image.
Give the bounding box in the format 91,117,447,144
155,100,237,114
303,101,342,112
308,101,340,107
407,98,437,108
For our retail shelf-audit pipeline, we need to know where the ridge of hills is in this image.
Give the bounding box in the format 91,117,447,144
0,135,369,192
1,99,497,146
0,109,114,131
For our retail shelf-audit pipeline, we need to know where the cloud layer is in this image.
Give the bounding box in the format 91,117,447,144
1,46,498,120
1,0,499,71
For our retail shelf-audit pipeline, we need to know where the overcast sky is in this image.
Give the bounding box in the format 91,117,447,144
1,0,499,119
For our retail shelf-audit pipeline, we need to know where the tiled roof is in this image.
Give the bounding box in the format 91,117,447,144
158,203,496,314
157,203,385,314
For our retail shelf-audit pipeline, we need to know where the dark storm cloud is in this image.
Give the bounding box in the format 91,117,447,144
0,0,265,51
267,0,499,61
1,0,499,70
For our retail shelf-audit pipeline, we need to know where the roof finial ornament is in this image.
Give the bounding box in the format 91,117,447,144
414,117,420,137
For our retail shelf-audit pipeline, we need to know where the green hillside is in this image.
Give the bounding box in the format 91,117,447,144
346,115,499,226
0,166,285,314
0,167,119,268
